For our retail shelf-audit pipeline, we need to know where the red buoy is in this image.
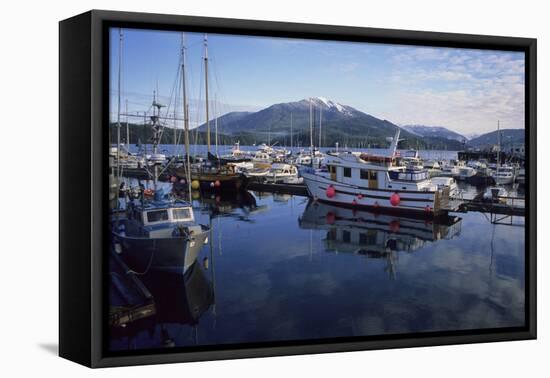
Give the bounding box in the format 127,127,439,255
326,211,336,225
357,194,364,199
326,185,336,198
390,192,400,206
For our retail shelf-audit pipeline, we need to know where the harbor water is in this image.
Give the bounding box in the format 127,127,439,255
110,181,525,352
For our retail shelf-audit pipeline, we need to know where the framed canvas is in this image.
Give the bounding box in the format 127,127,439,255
59,10,536,368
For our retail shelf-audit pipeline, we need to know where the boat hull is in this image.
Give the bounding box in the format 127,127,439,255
197,174,248,192
494,176,515,185
112,226,209,274
301,171,441,216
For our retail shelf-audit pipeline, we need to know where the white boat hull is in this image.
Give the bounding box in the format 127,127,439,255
494,176,514,185
301,171,439,214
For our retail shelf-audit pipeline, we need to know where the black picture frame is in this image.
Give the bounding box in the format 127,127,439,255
59,9,537,368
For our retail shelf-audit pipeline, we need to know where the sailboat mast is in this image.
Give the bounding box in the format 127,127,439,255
116,28,123,178
290,112,293,150
181,33,192,202
215,93,219,155
497,120,501,168
319,106,322,148
125,99,129,146
309,98,313,158
204,34,211,153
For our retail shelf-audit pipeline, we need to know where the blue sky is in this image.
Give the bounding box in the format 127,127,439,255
110,28,525,135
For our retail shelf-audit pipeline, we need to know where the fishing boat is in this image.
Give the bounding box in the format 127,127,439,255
431,176,458,197
300,129,452,216
439,161,459,177
190,163,249,192
399,150,424,170
112,191,210,274
217,142,252,163
264,163,301,183
455,165,477,180
110,32,210,275
423,159,441,170
493,165,515,185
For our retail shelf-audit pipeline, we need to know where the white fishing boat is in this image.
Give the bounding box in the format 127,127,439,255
455,165,477,180
399,150,424,171
265,163,300,183
300,129,451,216
295,149,325,168
423,160,441,170
493,165,515,185
439,162,459,177
431,176,458,197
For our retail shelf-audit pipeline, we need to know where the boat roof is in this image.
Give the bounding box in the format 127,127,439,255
134,199,192,211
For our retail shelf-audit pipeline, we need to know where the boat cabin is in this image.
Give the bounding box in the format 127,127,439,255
127,201,196,227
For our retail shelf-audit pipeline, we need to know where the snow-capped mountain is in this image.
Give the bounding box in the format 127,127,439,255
195,98,465,150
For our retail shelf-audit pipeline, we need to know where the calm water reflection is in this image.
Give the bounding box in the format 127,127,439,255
110,184,525,351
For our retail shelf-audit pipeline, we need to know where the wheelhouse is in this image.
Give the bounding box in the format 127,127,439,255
127,201,196,226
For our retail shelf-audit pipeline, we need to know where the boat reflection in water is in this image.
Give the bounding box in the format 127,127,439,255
299,201,462,277
110,261,215,350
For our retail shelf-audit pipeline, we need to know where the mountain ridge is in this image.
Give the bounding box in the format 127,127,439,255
197,97,465,150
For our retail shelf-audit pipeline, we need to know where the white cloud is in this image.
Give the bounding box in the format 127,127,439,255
381,47,525,134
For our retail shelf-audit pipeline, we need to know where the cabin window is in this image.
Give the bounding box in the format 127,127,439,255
360,170,368,180
146,210,169,223
343,230,351,243
173,208,192,220
344,167,352,178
